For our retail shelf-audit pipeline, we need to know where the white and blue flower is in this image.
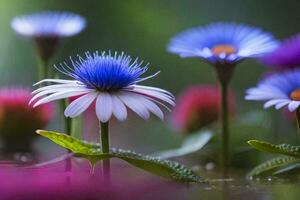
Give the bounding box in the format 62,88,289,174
30,51,175,122
245,70,300,112
11,11,86,38
167,22,279,65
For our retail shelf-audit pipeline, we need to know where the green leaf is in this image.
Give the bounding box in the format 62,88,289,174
247,156,299,177
108,148,204,183
273,162,300,175
37,130,205,183
153,130,213,159
248,140,300,158
37,130,101,155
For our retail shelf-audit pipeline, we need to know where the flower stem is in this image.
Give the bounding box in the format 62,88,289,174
295,107,300,143
214,64,235,177
60,99,72,173
100,121,110,182
220,81,229,176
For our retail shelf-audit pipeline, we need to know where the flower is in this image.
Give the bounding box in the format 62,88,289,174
245,69,300,112
167,22,279,65
30,51,175,122
172,85,235,133
11,11,86,61
0,88,54,152
261,34,300,70
11,11,86,38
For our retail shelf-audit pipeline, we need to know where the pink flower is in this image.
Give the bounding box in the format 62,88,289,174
172,85,235,133
0,87,54,137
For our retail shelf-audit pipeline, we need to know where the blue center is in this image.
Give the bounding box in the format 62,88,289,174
62,52,148,91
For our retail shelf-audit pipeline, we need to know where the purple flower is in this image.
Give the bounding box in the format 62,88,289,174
11,11,86,62
261,34,300,70
245,69,300,112
11,11,86,38
167,22,279,65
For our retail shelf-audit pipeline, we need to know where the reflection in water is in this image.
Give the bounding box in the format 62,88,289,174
0,161,300,200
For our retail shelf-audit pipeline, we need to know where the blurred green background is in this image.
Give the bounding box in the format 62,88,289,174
1,0,300,156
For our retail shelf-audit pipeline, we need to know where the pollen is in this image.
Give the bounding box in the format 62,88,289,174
212,45,236,55
290,89,300,101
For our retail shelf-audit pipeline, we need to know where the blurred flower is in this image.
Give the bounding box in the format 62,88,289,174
261,34,300,70
11,11,86,37
167,22,277,170
172,85,235,133
30,51,175,122
0,88,54,152
245,70,300,112
11,11,86,62
167,22,278,65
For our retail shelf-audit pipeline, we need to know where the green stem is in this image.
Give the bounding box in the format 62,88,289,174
214,64,235,177
71,116,82,139
60,99,72,173
295,108,300,143
220,81,229,176
100,121,110,182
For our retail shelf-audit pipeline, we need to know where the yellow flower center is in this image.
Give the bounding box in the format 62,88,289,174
211,45,236,56
290,89,300,101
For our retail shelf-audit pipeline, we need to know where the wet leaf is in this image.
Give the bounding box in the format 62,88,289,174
108,148,204,183
37,130,205,183
273,162,300,175
248,140,300,158
247,156,299,177
153,130,213,159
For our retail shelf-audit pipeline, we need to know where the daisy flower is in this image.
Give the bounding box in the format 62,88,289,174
245,69,300,112
261,34,300,70
30,51,174,180
167,22,278,173
167,22,279,65
11,11,86,74
11,11,86,38
30,51,175,123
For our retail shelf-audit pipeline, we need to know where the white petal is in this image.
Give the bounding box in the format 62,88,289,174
33,90,91,107
96,92,113,122
32,83,85,94
64,92,98,117
125,87,175,106
275,101,290,109
133,85,175,98
111,95,127,121
288,101,300,112
118,92,150,120
30,87,93,105
138,96,164,120
263,99,289,109
33,79,79,86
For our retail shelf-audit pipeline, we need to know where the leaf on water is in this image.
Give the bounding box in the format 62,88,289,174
248,140,300,158
152,130,213,159
37,130,205,183
273,162,300,175
247,156,299,177
109,148,205,183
